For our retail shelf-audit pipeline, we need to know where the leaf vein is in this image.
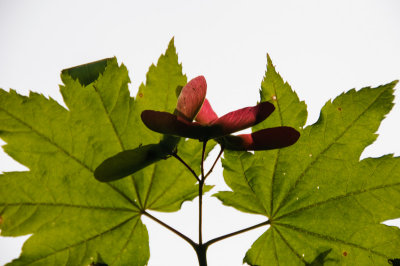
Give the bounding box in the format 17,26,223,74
6,205,39,232
0,202,136,212
275,181,400,220
270,149,280,217
0,106,135,207
272,229,280,266
273,87,389,216
276,222,387,258
143,164,158,209
92,85,125,150
23,215,138,265
239,154,268,215
110,216,140,265
274,226,307,263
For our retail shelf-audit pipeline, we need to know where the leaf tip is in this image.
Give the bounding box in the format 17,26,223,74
389,80,399,91
266,53,275,70
166,37,177,56
266,52,272,63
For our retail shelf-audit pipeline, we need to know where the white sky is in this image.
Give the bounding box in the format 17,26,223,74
0,1,400,265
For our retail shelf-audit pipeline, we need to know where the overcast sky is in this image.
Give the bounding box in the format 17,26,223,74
1,1,400,265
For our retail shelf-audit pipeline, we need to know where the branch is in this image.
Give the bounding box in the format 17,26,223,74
172,153,200,182
198,140,207,245
205,220,270,247
201,141,207,178
142,211,196,247
204,146,224,180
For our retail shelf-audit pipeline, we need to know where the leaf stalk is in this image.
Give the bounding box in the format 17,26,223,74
142,211,196,247
204,220,270,247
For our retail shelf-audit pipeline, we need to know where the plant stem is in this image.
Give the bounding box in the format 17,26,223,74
201,141,207,178
172,152,200,182
199,140,207,246
194,244,208,266
142,211,196,247
204,146,224,180
143,211,268,265
168,141,267,266
204,220,270,247
199,179,204,245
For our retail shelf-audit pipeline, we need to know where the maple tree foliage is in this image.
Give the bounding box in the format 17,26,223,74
0,39,400,265
216,55,400,265
0,40,214,265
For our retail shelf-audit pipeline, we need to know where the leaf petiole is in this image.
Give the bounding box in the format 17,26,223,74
204,220,270,247
142,211,196,247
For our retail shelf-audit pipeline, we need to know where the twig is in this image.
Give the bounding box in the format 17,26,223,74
199,140,207,245
205,220,270,247
172,153,200,182
200,141,207,178
204,146,224,180
142,211,196,247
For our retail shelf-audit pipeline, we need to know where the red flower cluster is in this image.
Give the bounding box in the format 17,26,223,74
142,76,299,150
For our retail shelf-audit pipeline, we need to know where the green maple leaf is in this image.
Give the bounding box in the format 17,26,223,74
215,55,400,265
0,39,213,265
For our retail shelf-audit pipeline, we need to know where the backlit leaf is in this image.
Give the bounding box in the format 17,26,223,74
0,39,212,265
216,56,400,265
